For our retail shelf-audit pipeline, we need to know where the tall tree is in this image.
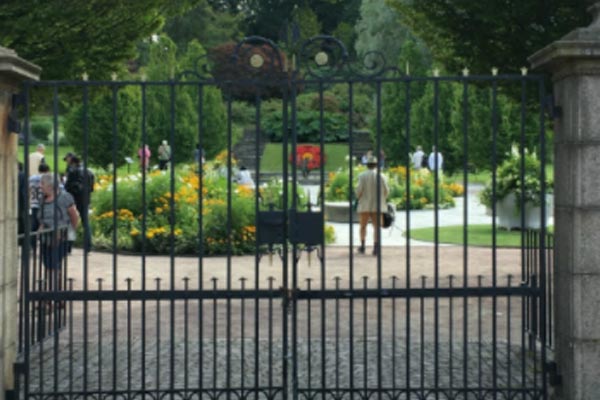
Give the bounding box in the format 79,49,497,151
354,0,413,66
388,0,589,74
0,0,200,79
163,0,244,52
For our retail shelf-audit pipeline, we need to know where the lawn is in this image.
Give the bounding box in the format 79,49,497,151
408,224,553,247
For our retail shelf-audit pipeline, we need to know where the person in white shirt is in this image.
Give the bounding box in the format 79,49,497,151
412,146,425,170
28,143,45,177
236,166,255,188
428,146,444,171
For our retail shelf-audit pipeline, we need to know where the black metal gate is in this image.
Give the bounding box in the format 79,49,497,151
16,35,550,399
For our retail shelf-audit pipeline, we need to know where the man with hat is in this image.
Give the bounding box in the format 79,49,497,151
355,155,389,256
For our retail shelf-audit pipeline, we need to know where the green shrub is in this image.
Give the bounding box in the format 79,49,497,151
30,119,52,142
264,110,347,142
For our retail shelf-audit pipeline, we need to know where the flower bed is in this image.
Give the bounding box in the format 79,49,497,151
325,165,463,211
289,145,325,176
91,162,333,255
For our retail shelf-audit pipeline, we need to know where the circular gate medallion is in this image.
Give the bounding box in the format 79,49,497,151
250,54,264,69
315,51,329,66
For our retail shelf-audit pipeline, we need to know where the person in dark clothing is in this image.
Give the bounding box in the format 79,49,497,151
64,156,94,252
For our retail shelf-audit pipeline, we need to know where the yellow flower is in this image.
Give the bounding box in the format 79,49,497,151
130,228,140,237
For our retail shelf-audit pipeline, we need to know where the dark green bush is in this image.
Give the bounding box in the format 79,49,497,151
263,110,347,143
30,119,52,142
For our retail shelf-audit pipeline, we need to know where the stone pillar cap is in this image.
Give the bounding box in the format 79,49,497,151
0,46,41,82
529,2,600,72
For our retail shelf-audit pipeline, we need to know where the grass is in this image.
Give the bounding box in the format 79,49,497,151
261,143,351,172
408,224,553,247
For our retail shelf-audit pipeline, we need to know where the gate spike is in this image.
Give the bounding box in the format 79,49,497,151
111,72,118,81
492,67,499,76
82,72,89,81
462,67,469,77
521,67,528,76
433,68,440,77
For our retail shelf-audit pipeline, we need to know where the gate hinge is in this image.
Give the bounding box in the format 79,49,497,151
547,361,562,386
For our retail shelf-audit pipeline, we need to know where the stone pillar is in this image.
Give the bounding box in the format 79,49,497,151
0,47,40,400
529,4,600,400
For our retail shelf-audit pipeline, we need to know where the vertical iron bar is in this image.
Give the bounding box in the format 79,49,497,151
420,276,426,394
197,83,204,394
253,89,261,400
68,279,73,394
97,279,103,394
212,278,218,390
110,82,119,395
335,277,341,391
538,77,548,399
462,75,470,392
22,83,31,400
307,279,312,390
240,278,246,390
82,80,90,396
375,80,383,400
507,275,513,391
433,76,440,400
184,278,190,393
127,278,132,395
477,275,482,396
404,77,412,393
268,277,274,390
156,278,161,398
226,94,233,400
391,276,397,389
318,81,327,400
347,82,355,398
491,74,499,400
362,276,368,397
169,79,177,399
52,86,59,396
140,81,148,398
449,275,454,390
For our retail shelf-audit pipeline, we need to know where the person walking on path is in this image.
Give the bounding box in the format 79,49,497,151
428,146,443,172
158,140,171,171
138,144,151,171
355,155,389,256
412,145,425,170
28,143,45,177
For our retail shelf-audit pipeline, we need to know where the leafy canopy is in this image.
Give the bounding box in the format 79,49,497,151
0,0,200,79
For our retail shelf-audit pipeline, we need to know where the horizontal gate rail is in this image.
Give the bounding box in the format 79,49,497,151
27,286,541,302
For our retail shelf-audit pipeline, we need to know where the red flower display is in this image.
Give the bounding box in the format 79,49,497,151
289,145,325,171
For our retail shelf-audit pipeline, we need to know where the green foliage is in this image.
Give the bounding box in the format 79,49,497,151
64,86,142,169
264,110,347,142
479,148,553,208
141,37,227,161
354,0,414,65
0,0,200,80
388,0,588,76
379,38,431,167
30,119,52,143
163,0,243,53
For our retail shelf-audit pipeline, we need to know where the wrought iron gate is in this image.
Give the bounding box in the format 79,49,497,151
16,35,550,400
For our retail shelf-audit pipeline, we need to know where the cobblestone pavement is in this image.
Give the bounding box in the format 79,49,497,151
23,339,544,398
19,243,548,398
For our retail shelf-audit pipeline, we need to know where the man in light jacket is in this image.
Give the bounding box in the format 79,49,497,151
355,156,389,256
